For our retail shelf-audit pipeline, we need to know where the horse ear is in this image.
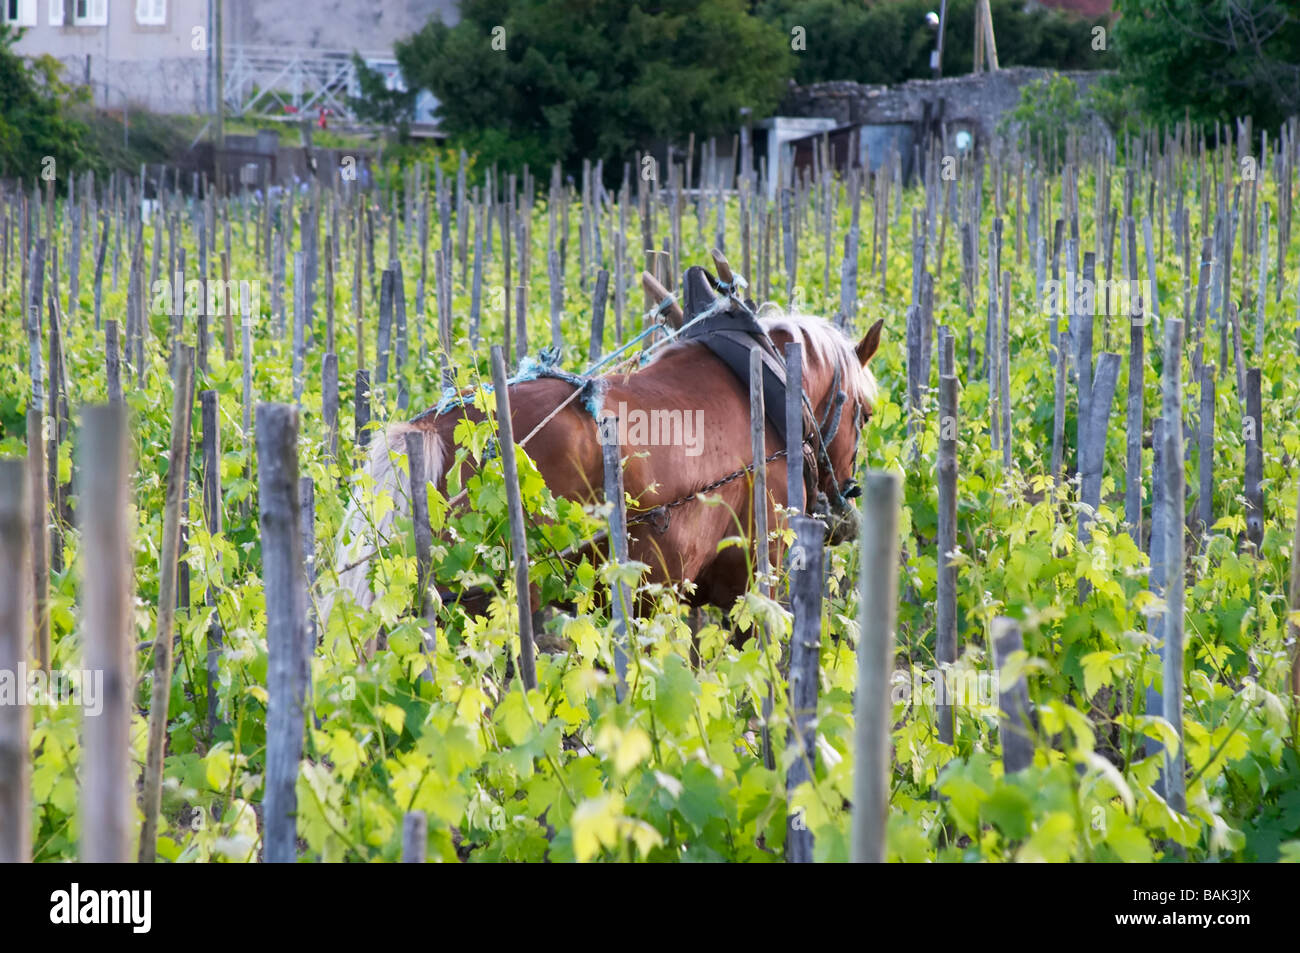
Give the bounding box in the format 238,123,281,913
856,319,884,366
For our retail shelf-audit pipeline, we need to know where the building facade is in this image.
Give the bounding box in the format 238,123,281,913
2,0,458,117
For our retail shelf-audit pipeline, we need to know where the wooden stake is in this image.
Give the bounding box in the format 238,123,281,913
0,460,30,863
599,415,630,700
490,346,536,690
786,515,825,863
257,403,309,862
26,408,49,672
992,616,1034,772
852,472,901,863
79,405,132,863
139,346,194,863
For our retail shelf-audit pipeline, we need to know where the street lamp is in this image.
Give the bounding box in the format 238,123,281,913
927,1,948,78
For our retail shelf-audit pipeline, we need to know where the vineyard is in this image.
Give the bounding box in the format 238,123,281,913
2,123,1300,865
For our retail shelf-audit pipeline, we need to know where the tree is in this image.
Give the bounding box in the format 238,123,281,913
755,0,923,85
1112,0,1300,131
0,24,89,177
395,0,792,175
350,54,418,133
998,73,1085,170
754,0,1109,87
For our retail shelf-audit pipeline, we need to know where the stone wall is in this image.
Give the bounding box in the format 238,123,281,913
780,67,1112,144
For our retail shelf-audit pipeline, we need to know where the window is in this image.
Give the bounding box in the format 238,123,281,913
50,0,106,26
77,0,106,25
2,0,37,26
135,0,165,25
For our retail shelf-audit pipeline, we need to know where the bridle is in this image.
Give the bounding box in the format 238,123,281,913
798,355,871,550
803,357,866,513
743,315,868,522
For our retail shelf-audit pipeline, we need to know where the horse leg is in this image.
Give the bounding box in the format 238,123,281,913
688,606,705,669
693,546,754,647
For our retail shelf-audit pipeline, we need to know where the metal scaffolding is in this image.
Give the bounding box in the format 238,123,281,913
223,45,400,121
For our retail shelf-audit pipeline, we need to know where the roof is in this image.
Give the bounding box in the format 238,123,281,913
1034,0,1114,17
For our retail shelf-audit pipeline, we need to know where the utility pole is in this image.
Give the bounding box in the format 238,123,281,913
973,0,999,73
205,0,213,116
215,0,225,192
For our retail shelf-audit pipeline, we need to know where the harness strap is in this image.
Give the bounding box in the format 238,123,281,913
707,327,848,513
819,385,847,450
706,327,790,436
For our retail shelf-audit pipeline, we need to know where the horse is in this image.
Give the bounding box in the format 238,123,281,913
324,287,884,632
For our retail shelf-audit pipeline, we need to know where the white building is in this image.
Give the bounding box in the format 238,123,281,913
1,0,457,119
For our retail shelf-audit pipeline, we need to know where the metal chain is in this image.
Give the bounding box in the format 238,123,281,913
627,448,788,527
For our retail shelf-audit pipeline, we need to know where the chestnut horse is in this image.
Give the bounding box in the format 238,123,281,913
326,311,884,625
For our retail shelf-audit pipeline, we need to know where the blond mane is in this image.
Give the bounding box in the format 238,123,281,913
757,308,880,410
644,306,879,409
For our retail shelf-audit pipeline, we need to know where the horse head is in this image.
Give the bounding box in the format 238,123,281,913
760,313,884,546
666,253,885,547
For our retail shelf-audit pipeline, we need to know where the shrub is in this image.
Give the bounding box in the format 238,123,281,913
755,0,1110,87
395,0,792,176
0,24,90,178
1112,0,1300,131
999,73,1085,169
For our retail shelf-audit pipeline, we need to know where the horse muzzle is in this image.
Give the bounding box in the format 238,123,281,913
826,502,859,545
812,489,860,545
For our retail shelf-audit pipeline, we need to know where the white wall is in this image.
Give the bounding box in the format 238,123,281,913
8,0,460,114
225,0,457,51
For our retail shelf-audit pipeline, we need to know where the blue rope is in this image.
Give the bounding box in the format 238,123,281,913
636,294,732,366
433,324,655,416
715,273,749,294
581,322,661,376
